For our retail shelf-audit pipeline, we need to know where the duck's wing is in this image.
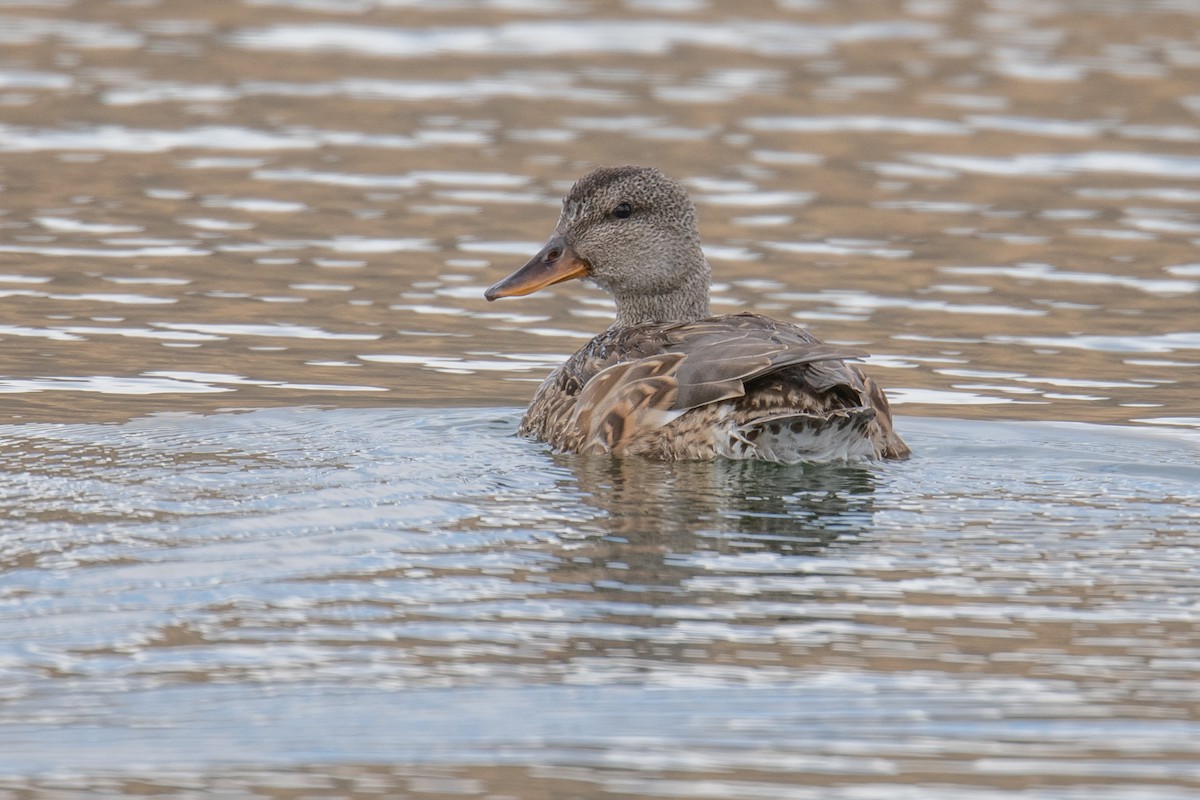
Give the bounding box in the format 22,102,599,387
680,316,909,460
565,314,872,455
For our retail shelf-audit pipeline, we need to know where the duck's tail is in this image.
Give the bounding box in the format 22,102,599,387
726,406,881,463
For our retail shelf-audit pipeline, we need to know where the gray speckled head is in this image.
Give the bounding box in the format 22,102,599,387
556,166,712,327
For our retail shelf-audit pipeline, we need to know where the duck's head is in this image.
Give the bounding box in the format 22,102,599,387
485,166,711,327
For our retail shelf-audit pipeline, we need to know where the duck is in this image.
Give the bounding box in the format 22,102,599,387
484,165,910,463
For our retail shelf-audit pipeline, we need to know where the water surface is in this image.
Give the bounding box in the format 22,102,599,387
2,0,1199,797
2,409,1199,798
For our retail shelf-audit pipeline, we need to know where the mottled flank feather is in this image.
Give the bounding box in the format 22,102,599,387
488,165,910,463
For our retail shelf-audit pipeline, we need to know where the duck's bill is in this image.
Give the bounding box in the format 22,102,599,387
485,238,589,300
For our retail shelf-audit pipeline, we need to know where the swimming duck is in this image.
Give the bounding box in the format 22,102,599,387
484,166,909,462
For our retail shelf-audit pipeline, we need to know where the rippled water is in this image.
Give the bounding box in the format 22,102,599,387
3,409,1199,799
2,0,1199,797
1,0,1198,425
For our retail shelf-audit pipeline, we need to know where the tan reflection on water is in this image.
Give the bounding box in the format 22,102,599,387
0,0,1197,428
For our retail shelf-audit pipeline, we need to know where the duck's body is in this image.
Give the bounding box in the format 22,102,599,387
520,312,907,461
486,166,909,463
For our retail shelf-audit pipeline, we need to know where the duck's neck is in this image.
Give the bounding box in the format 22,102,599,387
612,262,711,328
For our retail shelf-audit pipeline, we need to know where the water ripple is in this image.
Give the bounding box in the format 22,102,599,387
944,263,1197,294
909,151,1200,177
229,20,940,58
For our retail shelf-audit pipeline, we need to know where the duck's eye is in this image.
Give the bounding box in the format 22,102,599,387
612,202,633,219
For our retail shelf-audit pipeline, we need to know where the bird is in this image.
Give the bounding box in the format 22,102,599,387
484,165,909,463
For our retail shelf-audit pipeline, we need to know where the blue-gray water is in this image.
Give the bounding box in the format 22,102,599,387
2,409,1198,797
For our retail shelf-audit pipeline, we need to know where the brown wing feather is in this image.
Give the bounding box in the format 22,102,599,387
658,315,869,411
569,353,685,453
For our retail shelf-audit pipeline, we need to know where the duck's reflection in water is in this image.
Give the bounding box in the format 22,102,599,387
547,453,879,588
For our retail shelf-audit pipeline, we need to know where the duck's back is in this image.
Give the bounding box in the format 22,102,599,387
519,312,909,462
